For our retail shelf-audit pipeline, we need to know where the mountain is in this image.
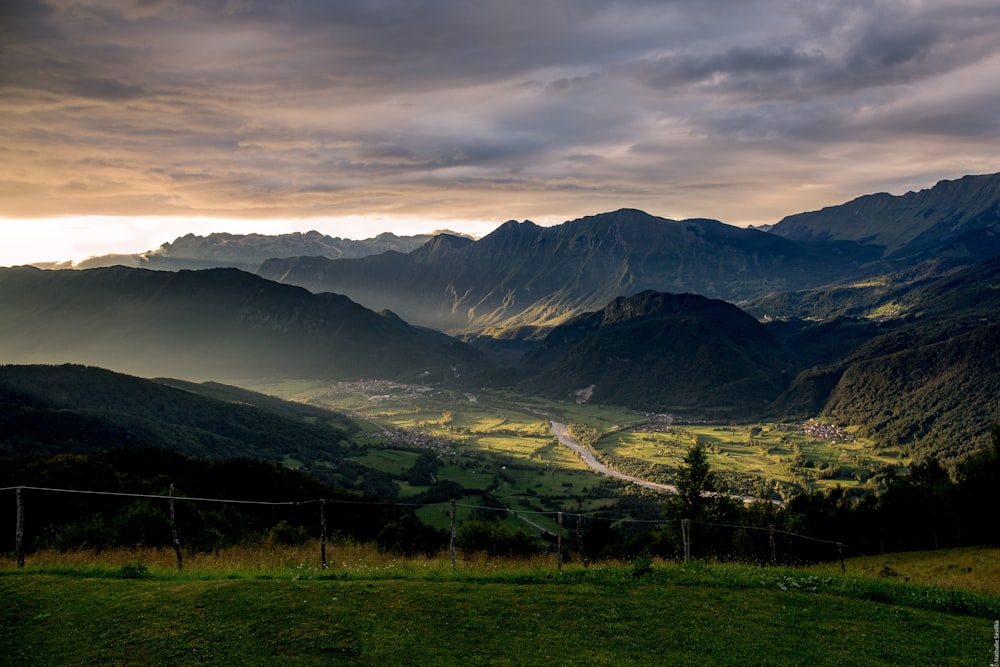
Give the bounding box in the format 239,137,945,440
768,255,1000,463
38,230,450,272
0,266,486,381
769,172,1000,262
258,209,881,337
514,291,797,414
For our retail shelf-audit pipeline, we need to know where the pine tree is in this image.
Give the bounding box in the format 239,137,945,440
668,443,716,521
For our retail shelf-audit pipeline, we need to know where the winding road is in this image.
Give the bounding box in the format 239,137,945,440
549,421,679,494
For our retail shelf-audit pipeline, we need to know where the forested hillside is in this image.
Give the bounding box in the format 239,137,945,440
0,364,399,495
514,291,796,414
763,256,1000,463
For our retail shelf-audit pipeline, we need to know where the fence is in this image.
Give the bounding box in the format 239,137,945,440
3,484,847,571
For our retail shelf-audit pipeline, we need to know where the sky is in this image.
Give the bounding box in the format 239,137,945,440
3,0,1000,266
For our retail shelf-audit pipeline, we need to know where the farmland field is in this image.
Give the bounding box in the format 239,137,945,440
240,380,906,510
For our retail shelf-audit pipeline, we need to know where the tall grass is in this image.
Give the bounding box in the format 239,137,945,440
4,542,999,619
1,541,572,580
810,545,1000,595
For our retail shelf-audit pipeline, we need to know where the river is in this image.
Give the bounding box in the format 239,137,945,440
549,421,678,493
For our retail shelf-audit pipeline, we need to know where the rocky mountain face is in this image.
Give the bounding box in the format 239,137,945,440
0,266,486,381
258,209,881,337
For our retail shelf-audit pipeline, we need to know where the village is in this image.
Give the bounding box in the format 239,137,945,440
802,419,854,443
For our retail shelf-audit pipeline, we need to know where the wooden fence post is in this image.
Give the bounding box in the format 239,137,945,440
769,524,776,565
450,500,457,571
576,514,583,559
169,484,183,570
320,500,328,570
681,519,691,563
557,511,563,570
15,487,24,568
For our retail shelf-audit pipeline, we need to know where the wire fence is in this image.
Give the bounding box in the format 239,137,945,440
2,484,847,571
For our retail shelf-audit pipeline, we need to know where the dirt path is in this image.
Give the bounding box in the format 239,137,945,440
549,421,678,494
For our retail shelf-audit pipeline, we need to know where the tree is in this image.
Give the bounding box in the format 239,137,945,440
669,443,716,521
456,520,540,558
952,421,1000,546
662,443,742,559
376,512,447,557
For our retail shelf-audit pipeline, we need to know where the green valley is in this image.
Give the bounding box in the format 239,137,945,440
244,378,902,507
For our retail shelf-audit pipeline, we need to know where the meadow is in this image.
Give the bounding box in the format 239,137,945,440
2,544,996,665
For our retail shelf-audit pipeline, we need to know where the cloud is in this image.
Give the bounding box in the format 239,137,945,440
2,0,1000,231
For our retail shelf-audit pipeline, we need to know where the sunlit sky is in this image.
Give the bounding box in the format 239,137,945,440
3,1,1000,266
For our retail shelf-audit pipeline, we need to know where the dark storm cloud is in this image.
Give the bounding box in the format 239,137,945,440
2,0,1000,228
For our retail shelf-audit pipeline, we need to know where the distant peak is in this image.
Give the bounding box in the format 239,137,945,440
412,233,475,258
499,219,539,230
563,209,664,227
428,229,475,239
483,219,541,239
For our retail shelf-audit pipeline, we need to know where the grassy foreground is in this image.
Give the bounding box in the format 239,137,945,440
2,547,998,665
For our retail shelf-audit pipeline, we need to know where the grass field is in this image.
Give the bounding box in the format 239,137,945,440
2,545,996,665
814,545,1000,596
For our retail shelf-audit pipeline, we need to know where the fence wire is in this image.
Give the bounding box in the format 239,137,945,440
3,484,848,569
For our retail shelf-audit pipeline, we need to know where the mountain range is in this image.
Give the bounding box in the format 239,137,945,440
3,171,1000,464
35,230,450,272
255,174,1000,340
257,210,883,338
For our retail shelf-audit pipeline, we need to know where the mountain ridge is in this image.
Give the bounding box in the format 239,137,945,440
258,208,881,337
0,266,486,381
769,172,1000,261
34,230,461,272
